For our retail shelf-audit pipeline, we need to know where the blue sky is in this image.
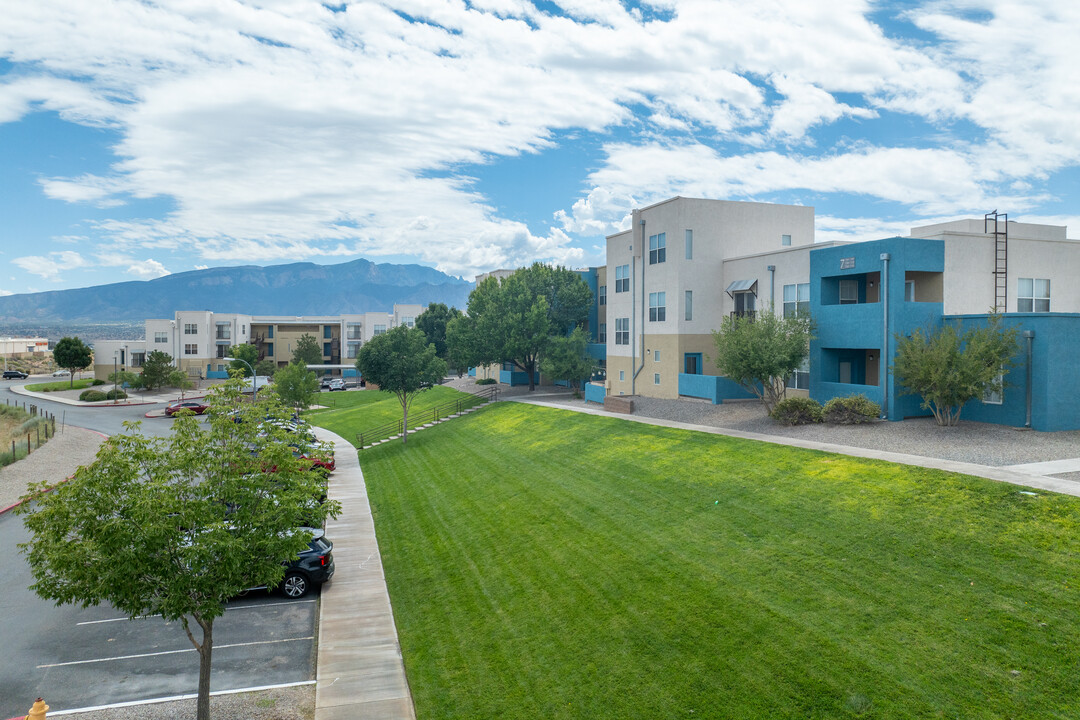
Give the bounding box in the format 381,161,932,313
1,0,1078,295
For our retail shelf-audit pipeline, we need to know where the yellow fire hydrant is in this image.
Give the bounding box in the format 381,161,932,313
26,698,48,720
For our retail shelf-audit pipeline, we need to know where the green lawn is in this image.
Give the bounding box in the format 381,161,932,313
306,385,479,445
25,378,97,392
357,402,1080,719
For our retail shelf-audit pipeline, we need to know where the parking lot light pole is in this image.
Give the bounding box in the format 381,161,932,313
223,356,258,401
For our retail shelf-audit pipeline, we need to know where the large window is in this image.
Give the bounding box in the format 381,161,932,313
615,317,629,345
598,285,606,305
323,342,332,357
347,324,363,340
786,357,809,390
783,283,810,317
324,326,333,338
839,279,859,305
216,345,228,359
685,229,693,260
615,265,630,293
649,233,666,264
599,323,607,344
1018,278,1050,312
266,343,274,356
401,316,415,328
184,323,198,335
685,290,693,321
154,332,168,343
649,292,666,321
184,344,198,355
216,325,230,340
374,324,386,336
347,342,360,359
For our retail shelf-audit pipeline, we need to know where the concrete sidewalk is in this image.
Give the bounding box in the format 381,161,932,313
312,427,416,720
508,396,1080,498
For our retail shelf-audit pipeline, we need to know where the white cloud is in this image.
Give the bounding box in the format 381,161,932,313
126,259,170,279
13,252,87,281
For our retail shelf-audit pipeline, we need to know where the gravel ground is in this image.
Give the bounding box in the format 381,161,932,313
446,376,1080,468
58,684,314,720
0,424,105,510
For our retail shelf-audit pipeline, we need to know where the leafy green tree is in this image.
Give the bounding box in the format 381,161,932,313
539,327,596,388
448,263,592,391
273,361,319,410
166,369,194,399
227,343,259,376
893,313,1019,426
356,326,447,445
415,302,463,360
292,333,324,367
255,358,278,377
53,336,93,388
109,369,142,390
139,350,175,391
16,381,339,720
711,311,815,413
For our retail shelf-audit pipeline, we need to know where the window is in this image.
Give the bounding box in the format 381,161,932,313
266,343,274,356
983,372,1004,404
323,342,332,357
598,323,607,344
374,324,387,336
268,326,274,339
598,285,606,305
216,345,228,359
154,332,168,343
347,342,360,359
685,290,693,321
216,364,225,373
402,316,415,328
615,264,630,293
783,283,810,317
905,281,916,302
1018,278,1050,312
184,344,197,355
615,317,629,345
839,279,859,305
685,229,693,259
649,292,666,321
324,326,332,338
684,353,702,375
619,370,625,381
242,325,245,335
216,325,230,340
654,350,661,362
786,357,809,390
347,324,363,340
649,233,666,264
782,234,791,247
654,373,661,385
184,323,197,335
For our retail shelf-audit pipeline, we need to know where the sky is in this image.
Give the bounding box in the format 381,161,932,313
1,0,1078,296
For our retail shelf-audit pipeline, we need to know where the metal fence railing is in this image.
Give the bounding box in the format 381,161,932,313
356,385,498,448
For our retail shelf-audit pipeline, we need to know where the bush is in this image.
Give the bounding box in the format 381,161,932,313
79,390,108,402
92,379,106,386
823,394,880,424
770,397,823,425
105,388,128,400
475,377,497,385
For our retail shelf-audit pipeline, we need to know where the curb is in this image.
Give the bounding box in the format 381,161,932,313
9,383,209,408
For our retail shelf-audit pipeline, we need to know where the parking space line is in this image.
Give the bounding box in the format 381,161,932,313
75,598,316,625
47,680,316,716
37,636,314,668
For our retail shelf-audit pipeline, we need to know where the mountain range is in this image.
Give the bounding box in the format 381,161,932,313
0,259,474,323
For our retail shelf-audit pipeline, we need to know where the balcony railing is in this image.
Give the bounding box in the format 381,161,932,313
730,310,756,320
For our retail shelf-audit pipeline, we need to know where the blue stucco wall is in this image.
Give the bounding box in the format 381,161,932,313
500,369,540,386
206,370,229,379
576,267,600,343
678,373,758,404
585,382,606,404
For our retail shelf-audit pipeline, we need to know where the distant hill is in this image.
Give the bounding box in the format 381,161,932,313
0,259,474,323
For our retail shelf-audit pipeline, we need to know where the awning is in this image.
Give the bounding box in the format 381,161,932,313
725,279,758,297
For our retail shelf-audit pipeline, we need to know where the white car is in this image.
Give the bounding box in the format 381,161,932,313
52,369,71,377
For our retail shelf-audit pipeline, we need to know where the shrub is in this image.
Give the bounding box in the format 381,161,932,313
770,397,823,426
475,377,497,385
105,388,128,400
823,394,881,424
92,379,106,386
79,390,108,402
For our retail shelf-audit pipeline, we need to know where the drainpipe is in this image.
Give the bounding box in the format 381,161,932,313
1022,330,1035,428
633,218,646,394
767,265,776,311
880,253,891,419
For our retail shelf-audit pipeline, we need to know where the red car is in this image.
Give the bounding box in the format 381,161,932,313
165,400,210,417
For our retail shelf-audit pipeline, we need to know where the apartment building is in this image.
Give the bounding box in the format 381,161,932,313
94,305,424,381
594,198,1080,431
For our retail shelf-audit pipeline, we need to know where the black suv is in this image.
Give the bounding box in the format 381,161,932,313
280,528,335,598
2,370,28,379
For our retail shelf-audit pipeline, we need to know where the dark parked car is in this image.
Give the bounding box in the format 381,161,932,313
2,370,28,379
165,400,210,417
328,379,346,391
279,528,334,598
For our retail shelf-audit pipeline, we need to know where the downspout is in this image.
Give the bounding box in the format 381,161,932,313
633,218,646,394
1022,330,1035,428
767,265,776,311
631,252,636,395
880,253,891,419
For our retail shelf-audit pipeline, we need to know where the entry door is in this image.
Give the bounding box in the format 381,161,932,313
839,361,852,384
684,353,702,375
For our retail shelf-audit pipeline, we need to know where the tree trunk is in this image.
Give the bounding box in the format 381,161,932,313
401,395,408,445
196,616,213,720
527,358,536,391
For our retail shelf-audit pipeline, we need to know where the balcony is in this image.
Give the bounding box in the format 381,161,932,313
730,310,756,320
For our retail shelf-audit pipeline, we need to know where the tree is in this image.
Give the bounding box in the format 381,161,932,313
711,311,815,413
166,369,194,399
16,381,339,720
356,326,447,445
292,334,323,367
893,313,1019,426
539,327,596,388
415,302,462,361
53,336,93,388
273,361,319,411
140,350,175,391
448,263,592,391
109,369,142,390
227,343,259,377
255,358,277,377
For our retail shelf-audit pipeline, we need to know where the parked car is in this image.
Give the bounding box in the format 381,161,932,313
165,400,210,417
2,370,28,379
51,369,71,377
279,528,334,597
328,379,346,391
319,377,332,390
